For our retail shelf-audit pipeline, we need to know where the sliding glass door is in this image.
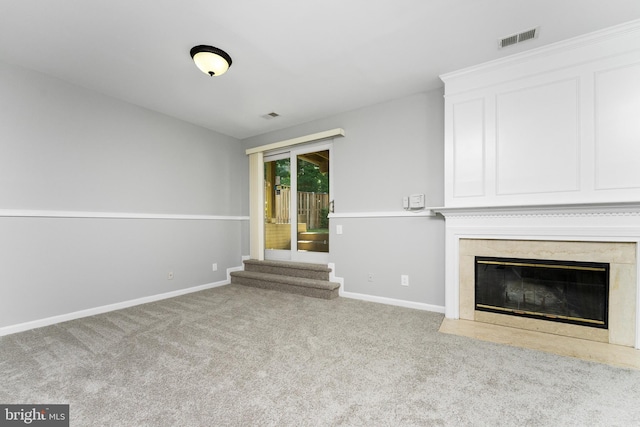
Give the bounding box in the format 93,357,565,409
264,143,331,263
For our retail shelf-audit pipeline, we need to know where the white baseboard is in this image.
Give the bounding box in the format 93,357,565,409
0,264,246,337
340,291,446,314
328,263,443,313
2,258,444,337
226,256,250,281
328,262,344,293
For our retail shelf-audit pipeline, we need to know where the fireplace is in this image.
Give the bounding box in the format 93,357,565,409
435,203,640,350
452,237,637,347
475,256,609,329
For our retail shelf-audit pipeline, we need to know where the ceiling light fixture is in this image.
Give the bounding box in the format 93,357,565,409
190,45,232,77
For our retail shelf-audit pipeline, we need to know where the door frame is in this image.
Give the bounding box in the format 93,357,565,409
246,128,344,262
263,142,333,264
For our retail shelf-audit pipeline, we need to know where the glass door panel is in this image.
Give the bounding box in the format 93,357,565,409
264,156,291,259
295,150,330,254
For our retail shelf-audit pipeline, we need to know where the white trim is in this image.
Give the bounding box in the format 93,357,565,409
0,209,249,221
249,152,265,260
431,201,640,218
329,210,436,219
0,263,247,337
226,255,251,281
340,291,446,314
245,128,345,155
328,262,344,294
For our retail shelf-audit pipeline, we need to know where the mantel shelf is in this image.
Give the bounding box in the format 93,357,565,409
430,201,640,218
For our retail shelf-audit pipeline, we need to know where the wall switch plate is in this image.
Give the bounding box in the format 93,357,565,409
212,263,218,271
336,224,343,235
401,275,409,286
168,271,174,280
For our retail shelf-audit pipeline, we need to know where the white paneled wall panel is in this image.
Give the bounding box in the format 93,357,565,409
452,99,485,198
441,20,640,207
496,79,580,195
595,62,640,190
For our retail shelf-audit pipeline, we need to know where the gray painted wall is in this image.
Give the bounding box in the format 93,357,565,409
0,60,248,329
243,91,446,307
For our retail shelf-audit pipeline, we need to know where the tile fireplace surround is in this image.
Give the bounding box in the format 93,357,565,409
435,202,640,350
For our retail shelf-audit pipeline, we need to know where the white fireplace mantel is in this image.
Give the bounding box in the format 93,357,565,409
432,201,640,218
437,21,640,350
434,201,640,350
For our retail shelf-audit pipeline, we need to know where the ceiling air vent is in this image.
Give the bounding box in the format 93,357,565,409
499,27,539,49
262,112,280,120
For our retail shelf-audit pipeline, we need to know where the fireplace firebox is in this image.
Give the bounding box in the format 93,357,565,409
475,257,609,329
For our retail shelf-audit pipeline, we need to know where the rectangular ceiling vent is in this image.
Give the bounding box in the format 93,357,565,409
499,27,539,49
262,112,280,120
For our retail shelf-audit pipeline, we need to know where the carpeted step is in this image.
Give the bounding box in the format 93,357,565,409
242,259,332,281
230,270,340,299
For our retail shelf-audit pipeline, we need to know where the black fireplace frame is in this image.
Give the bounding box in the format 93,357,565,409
474,256,610,329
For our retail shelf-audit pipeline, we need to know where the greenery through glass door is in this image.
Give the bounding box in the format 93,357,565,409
264,157,291,250
296,150,330,252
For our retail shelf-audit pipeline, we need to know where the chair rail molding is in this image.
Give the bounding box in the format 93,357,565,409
0,209,249,220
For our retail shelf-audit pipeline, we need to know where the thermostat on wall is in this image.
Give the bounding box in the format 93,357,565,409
409,194,425,209
403,194,425,210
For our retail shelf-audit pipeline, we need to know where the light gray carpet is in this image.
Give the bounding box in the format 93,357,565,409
1,284,639,426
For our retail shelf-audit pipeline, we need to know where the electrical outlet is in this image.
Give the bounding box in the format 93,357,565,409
168,271,174,280
401,275,409,286
212,263,218,272
368,273,374,282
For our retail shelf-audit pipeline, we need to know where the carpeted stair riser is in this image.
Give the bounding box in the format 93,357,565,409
231,272,339,299
231,260,339,299
243,259,331,281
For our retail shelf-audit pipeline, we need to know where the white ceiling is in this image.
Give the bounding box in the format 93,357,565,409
1,1,639,139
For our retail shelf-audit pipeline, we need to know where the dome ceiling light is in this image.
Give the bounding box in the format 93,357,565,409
190,45,232,77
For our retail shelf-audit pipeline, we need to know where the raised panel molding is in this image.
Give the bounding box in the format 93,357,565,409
595,62,640,190
452,99,485,198
496,79,580,195
442,19,640,207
